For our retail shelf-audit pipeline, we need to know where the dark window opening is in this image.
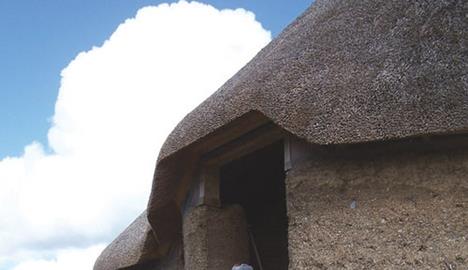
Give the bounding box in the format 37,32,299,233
220,141,288,270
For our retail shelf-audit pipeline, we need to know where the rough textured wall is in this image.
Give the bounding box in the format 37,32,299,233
287,140,468,269
183,205,249,270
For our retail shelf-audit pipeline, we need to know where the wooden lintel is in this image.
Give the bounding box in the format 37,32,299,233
191,111,271,156
201,123,285,167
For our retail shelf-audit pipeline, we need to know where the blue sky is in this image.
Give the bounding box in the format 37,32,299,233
0,0,312,158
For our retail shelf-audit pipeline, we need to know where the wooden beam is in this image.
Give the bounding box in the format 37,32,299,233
201,123,285,167
191,111,271,156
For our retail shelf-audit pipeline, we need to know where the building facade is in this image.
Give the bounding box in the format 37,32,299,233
95,0,468,269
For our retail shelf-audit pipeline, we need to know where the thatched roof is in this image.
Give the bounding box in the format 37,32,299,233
95,0,467,269
94,211,159,270
158,0,467,160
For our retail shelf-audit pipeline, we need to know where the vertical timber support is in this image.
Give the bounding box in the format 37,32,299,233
284,135,314,171
198,166,221,207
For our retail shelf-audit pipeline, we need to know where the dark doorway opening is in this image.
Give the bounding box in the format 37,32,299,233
220,141,288,270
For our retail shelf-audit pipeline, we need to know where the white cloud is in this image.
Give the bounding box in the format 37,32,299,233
10,244,106,270
0,1,271,269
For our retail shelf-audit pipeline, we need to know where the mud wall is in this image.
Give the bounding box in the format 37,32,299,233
183,204,249,270
286,138,468,269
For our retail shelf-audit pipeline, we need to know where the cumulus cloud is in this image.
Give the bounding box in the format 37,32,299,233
10,244,106,270
0,1,271,269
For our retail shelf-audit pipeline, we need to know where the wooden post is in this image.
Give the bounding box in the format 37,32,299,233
284,135,314,171
198,166,220,207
